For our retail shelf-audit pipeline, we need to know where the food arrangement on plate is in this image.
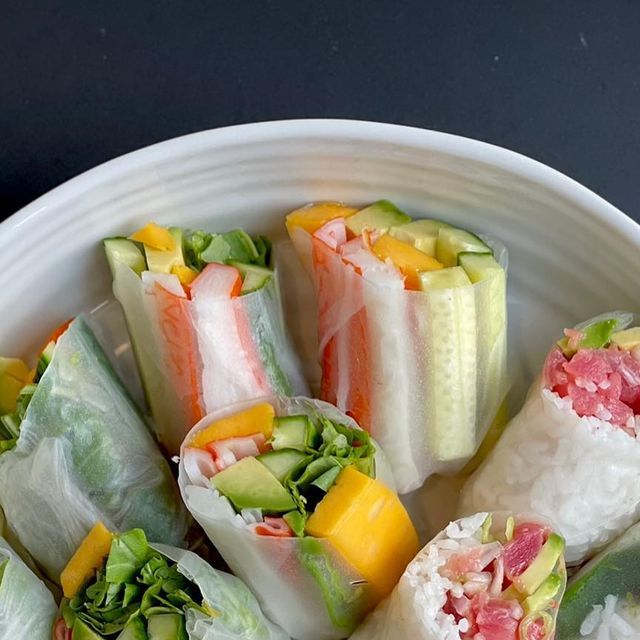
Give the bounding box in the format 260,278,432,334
0,196,639,640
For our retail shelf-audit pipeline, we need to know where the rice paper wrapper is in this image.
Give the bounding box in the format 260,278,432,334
150,543,289,640
113,260,309,454
557,521,640,639
459,376,640,565
351,512,566,640
178,396,394,640
303,233,508,494
0,536,57,639
0,316,188,580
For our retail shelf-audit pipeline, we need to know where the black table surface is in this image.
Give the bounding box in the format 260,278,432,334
2,1,639,222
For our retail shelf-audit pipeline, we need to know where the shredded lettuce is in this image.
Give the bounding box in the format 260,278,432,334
64,529,209,638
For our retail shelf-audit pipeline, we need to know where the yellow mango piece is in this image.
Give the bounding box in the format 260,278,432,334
0,358,31,414
191,402,275,448
285,202,358,235
60,522,114,598
129,222,176,251
306,466,419,601
372,234,443,290
172,265,198,285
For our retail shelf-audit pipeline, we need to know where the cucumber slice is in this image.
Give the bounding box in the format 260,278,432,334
459,251,507,440
390,219,451,256
256,449,308,482
419,276,478,462
271,415,320,451
419,266,472,290
103,238,147,276
228,261,274,294
436,227,491,267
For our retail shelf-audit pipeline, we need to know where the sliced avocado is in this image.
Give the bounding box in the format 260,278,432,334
481,514,493,543
72,619,104,640
201,230,259,264
557,318,619,357
144,228,185,274
228,261,274,294
522,572,564,615
611,326,640,350
436,226,491,267
505,516,515,542
211,456,296,513
147,613,187,640
458,252,503,283
117,616,148,640
513,533,565,596
283,510,307,537
104,238,147,277
256,449,308,482
389,219,451,256
419,266,472,291
345,200,412,236
271,415,321,451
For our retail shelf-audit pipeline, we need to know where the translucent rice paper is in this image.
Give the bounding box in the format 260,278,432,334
459,375,640,565
113,260,309,455
557,520,640,639
0,316,188,581
178,396,393,640
150,543,289,640
0,536,56,640
298,232,508,493
351,512,566,640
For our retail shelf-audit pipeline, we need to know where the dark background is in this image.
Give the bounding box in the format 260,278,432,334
2,1,639,221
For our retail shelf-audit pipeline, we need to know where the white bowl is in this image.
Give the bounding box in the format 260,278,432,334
2,119,639,472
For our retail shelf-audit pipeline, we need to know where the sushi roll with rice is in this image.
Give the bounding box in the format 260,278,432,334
460,312,640,564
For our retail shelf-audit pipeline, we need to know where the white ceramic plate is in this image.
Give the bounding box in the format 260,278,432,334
2,119,639,534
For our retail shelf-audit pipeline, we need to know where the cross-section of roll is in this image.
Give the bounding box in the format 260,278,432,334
104,223,308,455
460,312,640,564
178,396,419,640
351,512,566,640
0,535,56,640
0,316,188,582
285,201,508,493
54,523,288,640
557,520,640,639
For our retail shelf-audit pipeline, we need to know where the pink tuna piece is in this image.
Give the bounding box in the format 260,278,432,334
474,598,522,640
503,523,546,581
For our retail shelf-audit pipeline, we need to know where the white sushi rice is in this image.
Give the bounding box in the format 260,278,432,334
351,513,489,640
459,379,640,564
580,595,639,639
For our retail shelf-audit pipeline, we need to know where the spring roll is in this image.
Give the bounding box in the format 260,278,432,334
54,523,287,640
352,512,566,640
0,535,56,639
0,316,188,581
460,312,640,564
286,201,508,493
178,396,418,640
557,520,640,639
104,223,308,455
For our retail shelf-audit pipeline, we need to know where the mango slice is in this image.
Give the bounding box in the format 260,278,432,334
60,522,114,598
190,402,275,448
285,202,358,235
305,466,419,600
0,358,31,414
172,265,199,285
129,223,176,251
372,234,443,290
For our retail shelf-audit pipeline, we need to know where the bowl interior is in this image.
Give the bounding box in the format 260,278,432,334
2,120,639,534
